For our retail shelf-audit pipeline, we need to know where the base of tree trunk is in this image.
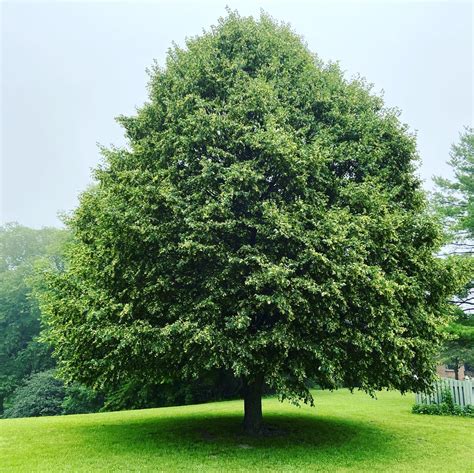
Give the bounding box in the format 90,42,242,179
243,374,264,435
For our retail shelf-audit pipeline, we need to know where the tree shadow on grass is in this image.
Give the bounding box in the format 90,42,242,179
68,411,400,468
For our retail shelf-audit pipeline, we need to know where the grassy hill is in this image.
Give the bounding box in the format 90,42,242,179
1,389,472,472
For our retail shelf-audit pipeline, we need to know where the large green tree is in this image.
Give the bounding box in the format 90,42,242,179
41,12,463,433
433,127,474,378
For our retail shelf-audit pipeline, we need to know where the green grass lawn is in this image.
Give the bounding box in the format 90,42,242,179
1,389,472,472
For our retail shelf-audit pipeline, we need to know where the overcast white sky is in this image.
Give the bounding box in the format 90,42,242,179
1,0,473,228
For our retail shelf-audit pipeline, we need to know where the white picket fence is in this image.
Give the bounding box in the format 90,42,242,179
415,378,473,407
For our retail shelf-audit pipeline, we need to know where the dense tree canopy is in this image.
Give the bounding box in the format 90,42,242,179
41,12,464,433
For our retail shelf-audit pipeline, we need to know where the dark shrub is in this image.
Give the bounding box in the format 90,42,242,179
3,370,64,418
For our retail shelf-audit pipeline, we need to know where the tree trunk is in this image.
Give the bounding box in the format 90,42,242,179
454,358,459,380
243,374,264,434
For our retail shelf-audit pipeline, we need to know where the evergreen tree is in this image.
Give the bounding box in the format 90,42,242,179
433,127,474,378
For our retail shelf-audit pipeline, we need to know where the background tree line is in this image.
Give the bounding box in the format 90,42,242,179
1,127,472,419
